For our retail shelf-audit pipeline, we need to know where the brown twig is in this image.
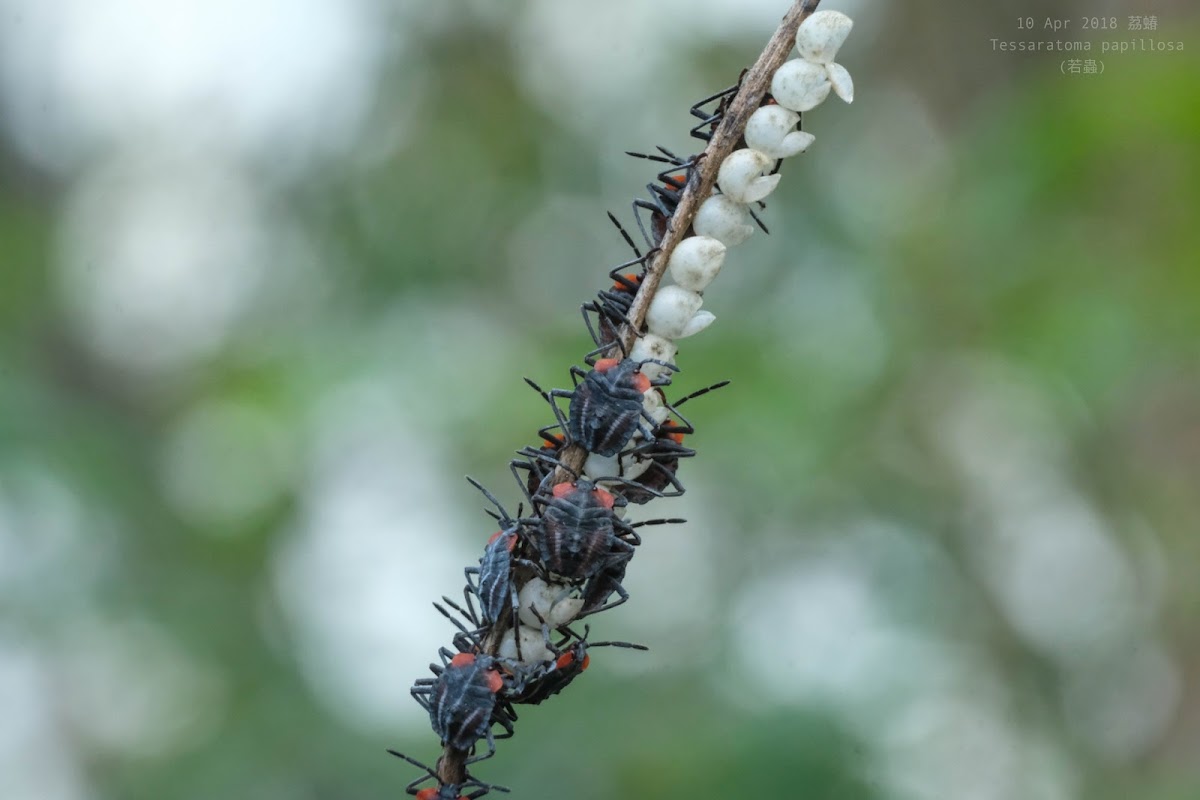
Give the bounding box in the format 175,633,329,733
436,0,822,787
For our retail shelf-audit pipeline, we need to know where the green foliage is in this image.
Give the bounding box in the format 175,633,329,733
2,7,1198,800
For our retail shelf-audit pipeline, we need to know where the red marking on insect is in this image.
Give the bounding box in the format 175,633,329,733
612,273,641,291
593,487,616,509
595,358,619,373
662,420,686,445
450,653,475,668
485,669,504,694
552,483,573,499
486,529,518,552
632,373,651,393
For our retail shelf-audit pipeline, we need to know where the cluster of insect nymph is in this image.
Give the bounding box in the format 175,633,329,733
389,9,854,798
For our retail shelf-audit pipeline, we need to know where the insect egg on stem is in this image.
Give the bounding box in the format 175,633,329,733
770,58,831,112
498,625,553,664
717,149,781,203
794,9,854,64
693,194,756,246
667,235,727,291
646,285,704,340
517,576,584,629
744,105,814,158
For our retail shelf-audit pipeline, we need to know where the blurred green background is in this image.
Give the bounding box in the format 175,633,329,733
1,0,1198,798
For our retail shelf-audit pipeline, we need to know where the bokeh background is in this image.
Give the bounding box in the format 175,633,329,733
1,0,1198,798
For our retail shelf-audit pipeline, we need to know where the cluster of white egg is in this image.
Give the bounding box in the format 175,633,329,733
596,10,857,487
637,9,855,371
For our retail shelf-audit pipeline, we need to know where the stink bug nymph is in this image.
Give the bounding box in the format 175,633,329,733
543,358,676,458
425,652,513,761
506,625,648,705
